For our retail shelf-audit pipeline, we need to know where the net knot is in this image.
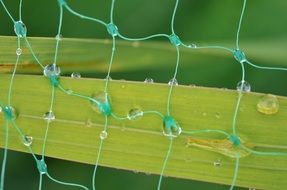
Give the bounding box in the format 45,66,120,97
169,33,181,46
2,106,16,120
229,135,241,146
57,0,67,6
107,23,119,37
233,49,246,63
14,20,27,38
163,116,181,137
37,159,48,174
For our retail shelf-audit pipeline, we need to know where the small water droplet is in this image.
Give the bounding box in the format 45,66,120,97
23,135,33,147
43,111,55,122
144,78,154,84
71,72,81,79
16,48,22,55
66,89,73,95
55,34,63,41
105,76,112,81
236,80,251,92
188,43,197,48
43,64,61,78
132,41,140,48
163,116,181,137
248,188,256,190
215,112,220,119
85,119,93,127
257,94,279,115
132,170,139,174
213,159,221,167
100,131,108,140
168,78,178,86
127,108,143,120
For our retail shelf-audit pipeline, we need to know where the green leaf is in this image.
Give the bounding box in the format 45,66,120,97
1,73,287,190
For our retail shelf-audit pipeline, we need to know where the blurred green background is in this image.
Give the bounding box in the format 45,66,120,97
1,0,287,189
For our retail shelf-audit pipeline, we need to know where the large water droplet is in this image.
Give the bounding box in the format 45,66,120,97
168,78,178,86
71,72,81,79
163,116,181,137
236,80,251,92
127,108,143,120
144,78,154,84
257,94,279,115
23,135,33,147
43,64,61,78
43,111,55,122
100,131,108,140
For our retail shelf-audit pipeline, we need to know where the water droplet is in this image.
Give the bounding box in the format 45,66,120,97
213,159,221,167
144,78,154,84
23,135,33,147
188,44,197,48
132,170,139,174
127,108,143,120
43,111,55,122
16,48,22,55
132,41,140,48
168,78,178,86
90,92,112,116
66,89,73,95
189,84,196,87
163,116,181,137
85,119,93,127
55,34,63,41
248,188,256,190
43,64,61,78
14,20,27,37
71,72,81,79
215,112,220,119
257,94,279,115
105,76,112,81
100,131,108,140
236,80,251,92
2,106,18,120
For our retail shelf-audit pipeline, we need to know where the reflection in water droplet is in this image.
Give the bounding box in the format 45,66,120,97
236,80,251,92
23,135,33,147
71,72,81,79
168,78,178,86
43,111,55,122
127,108,143,120
213,159,221,167
44,64,61,78
257,94,279,115
144,78,154,84
100,131,108,140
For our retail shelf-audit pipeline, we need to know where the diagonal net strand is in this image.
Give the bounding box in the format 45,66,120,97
0,0,287,190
